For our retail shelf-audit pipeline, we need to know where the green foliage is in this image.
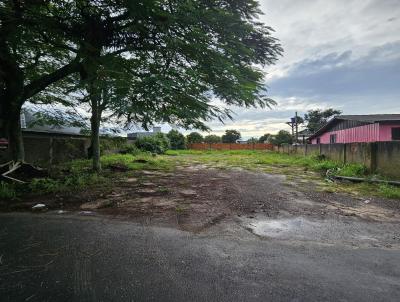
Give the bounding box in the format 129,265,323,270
100,137,127,154
187,132,204,144
336,164,369,177
0,182,17,200
167,130,186,150
270,130,293,146
119,143,140,155
258,133,271,143
304,108,342,133
204,135,221,144
2,0,283,163
135,133,171,154
29,178,62,194
222,130,241,143
25,153,173,196
247,137,258,143
378,184,400,199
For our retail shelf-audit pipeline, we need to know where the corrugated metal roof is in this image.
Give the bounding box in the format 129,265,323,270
337,114,400,122
309,114,400,139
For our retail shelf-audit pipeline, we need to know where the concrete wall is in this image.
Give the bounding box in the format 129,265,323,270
276,142,400,180
375,142,400,179
0,133,90,166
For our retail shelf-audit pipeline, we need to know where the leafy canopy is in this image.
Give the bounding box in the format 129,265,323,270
258,133,271,143
304,109,342,134
270,130,292,146
222,130,241,143
204,135,222,144
187,132,204,144
167,130,186,150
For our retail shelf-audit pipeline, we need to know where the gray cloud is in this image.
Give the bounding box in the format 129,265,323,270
269,42,400,97
184,0,400,137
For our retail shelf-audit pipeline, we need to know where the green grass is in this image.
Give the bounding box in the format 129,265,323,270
3,150,400,201
164,149,400,200
166,150,346,173
1,153,174,199
378,184,400,199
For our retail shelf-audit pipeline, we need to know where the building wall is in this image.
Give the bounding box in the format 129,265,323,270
311,122,400,144
379,124,400,141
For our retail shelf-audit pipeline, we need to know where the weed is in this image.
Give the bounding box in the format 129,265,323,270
175,206,185,213
29,178,62,194
165,149,400,200
0,182,17,200
157,186,169,193
378,184,400,199
336,164,368,177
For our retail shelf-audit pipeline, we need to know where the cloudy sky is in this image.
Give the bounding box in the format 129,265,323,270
191,0,400,139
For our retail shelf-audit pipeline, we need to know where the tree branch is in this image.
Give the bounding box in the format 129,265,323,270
22,57,81,101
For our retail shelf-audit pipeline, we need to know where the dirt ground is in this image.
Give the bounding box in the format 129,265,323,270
2,162,400,301
4,162,400,238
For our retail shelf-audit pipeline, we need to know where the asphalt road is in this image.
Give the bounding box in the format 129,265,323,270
1,212,400,302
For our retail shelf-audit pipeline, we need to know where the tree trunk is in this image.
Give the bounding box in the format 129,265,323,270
8,106,24,162
89,82,102,173
0,71,25,162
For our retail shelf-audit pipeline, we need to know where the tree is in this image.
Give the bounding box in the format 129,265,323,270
247,137,258,143
222,130,241,143
270,130,293,146
2,0,283,169
187,132,203,144
259,133,271,143
304,108,342,134
0,1,82,161
204,135,221,144
167,130,186,150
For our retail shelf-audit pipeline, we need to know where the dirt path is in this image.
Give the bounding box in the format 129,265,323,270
4,162,400,248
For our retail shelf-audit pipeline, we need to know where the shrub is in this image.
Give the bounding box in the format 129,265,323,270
0,182,17,200
100,136,127,154
119,143,140,155
167,130,186,150
29,178,62,194
135,133,170,154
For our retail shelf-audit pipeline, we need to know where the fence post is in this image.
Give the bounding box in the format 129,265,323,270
343,144,347,164
370,142,378,173
49,137,54,166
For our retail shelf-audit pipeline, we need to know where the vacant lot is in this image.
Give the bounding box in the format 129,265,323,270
1,150,400,301
1,150,399,236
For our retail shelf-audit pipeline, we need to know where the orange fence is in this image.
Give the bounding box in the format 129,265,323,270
188,143,274,151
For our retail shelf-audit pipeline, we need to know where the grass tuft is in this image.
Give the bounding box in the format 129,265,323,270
0,182,17,200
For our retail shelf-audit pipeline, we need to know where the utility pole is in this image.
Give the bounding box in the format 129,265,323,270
286,118,295,142
295,111,299,144
286,112,299,144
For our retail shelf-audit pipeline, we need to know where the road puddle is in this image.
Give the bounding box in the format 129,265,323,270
244,216,400,248
249,217,318,238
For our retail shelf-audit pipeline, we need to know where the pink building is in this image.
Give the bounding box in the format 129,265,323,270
309,114,400,144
